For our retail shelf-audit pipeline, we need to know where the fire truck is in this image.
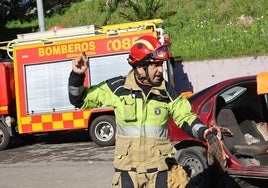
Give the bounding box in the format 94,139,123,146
0,19,174,150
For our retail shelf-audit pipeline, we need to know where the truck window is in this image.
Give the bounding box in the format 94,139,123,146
88,53,130,85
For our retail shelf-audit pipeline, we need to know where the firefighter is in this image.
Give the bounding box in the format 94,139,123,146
68,35,227,188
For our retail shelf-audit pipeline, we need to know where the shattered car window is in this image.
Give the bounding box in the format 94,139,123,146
220,86,247,103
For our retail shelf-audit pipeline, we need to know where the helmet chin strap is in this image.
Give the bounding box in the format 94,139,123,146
144,66,156,86
134,66,155,86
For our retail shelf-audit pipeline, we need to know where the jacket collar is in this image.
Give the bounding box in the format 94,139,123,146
124,70,166,92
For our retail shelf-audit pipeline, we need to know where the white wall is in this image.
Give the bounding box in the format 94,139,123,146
174,56,268,93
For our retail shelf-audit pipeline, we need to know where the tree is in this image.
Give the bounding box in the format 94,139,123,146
0,0,83,27
103,0,176,23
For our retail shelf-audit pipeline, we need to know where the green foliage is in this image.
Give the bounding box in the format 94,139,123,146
118,0,164,21
164,0,268,60
2,0,268,61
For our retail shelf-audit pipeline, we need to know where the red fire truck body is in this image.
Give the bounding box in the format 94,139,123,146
0,60,16,117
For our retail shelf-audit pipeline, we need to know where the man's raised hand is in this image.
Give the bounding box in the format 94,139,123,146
72,51,89,74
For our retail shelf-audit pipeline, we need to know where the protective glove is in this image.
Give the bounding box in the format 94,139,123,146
168,165,189,188
165,157,189,188
204,126,232,171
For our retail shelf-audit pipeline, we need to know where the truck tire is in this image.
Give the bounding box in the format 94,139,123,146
89,115,115,146
0,122,10,150
174,146,210,188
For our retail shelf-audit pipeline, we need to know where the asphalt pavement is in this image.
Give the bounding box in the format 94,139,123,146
0,131,115,188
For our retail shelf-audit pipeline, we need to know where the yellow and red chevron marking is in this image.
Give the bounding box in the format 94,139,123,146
19,110,91,133
0,105,8,114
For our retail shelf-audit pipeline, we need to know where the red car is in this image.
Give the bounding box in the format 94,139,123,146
169,72,268,187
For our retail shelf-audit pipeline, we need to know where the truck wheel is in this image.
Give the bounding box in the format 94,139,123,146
89,115,115,146
174,146,210,188
0,122,10,150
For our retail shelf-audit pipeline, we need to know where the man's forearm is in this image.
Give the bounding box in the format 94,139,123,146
181,118,208,141
68,71,87,108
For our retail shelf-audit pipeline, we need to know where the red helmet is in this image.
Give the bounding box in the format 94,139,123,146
127,35,171,67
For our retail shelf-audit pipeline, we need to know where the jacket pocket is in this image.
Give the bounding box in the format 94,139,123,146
122,95,136,121
114,139,132,170
114,140,130,158
157,143,173,157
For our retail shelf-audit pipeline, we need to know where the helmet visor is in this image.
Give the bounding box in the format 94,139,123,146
151,45,171,62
